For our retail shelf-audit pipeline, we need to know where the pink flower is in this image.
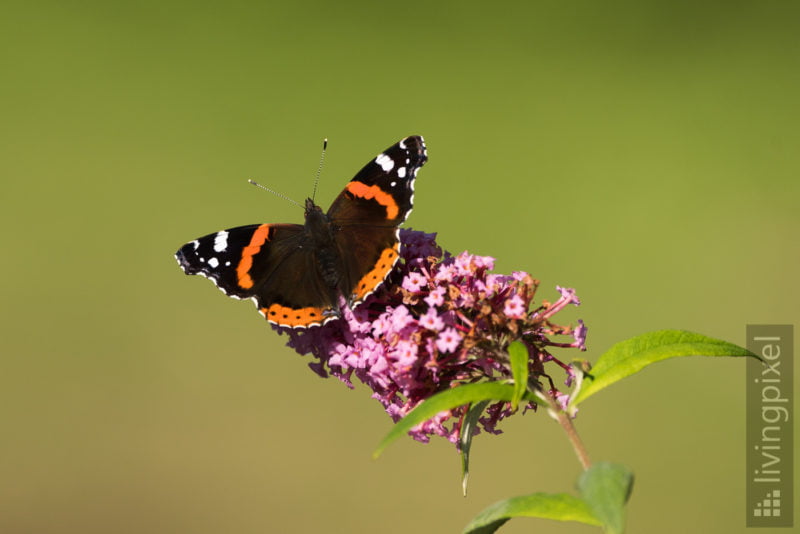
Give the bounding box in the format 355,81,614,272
419,307,445,331
391,340,418,369
503,294,526,319
278,229,587,444
436,327,462,353
472,255,495,270
424,286,445,307
388,305,415,331
402,272,427,292
434,263,456,283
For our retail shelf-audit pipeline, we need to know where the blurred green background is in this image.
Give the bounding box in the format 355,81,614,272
2,1,798,532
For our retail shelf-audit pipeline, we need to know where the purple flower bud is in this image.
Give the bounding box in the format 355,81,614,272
573,319,588,351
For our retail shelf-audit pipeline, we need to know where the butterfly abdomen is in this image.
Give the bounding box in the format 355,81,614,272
303,199,346,297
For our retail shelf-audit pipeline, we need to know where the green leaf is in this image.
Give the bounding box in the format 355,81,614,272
577,463,633,534
460,400,490,496
508,341,529,411
373,382,531,459
463,493,602,534
571,330,759,406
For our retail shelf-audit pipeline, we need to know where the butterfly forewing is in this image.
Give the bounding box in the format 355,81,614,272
175,224,282,300
328,135,427,227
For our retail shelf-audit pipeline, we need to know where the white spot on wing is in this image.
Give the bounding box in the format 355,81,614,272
213,230,229,252
192,240,200,250
397,167,406,179
208,257,219,268
375,153,394,172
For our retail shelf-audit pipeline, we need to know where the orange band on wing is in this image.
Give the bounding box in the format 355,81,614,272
346,181,400,220
237,224,271,289
353,244,400,300
260,304,327,328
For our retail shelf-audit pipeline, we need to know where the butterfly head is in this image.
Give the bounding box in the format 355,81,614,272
304,197,324,216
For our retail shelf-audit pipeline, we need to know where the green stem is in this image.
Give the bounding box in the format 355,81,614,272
558,408,591,470
542,390,591,470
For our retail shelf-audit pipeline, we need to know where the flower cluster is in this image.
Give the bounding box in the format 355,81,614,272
278,229,587,444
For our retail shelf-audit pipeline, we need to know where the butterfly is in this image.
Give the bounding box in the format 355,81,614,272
175,136,427,328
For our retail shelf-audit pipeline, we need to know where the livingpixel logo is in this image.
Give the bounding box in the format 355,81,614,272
746,325,793,528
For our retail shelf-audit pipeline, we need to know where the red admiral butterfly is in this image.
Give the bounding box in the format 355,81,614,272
175,136,427,328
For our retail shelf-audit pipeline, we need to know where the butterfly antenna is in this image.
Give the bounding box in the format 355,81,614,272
311,138,328,203
248,179,303,209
